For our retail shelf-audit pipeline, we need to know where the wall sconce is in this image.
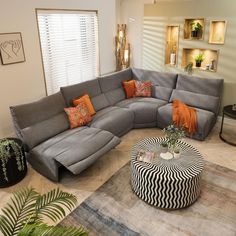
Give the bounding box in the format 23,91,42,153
115,24,130,71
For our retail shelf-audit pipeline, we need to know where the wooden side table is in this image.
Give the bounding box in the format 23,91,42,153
219,105,236,146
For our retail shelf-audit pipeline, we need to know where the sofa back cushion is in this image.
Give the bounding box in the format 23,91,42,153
132,68,177,101
169,90,220,114
10,92,69,150
172,74,224,114
60,79,110,111
98,68,132,105
176,74,224,97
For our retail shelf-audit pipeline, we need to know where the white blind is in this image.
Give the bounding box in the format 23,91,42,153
37,11,99,95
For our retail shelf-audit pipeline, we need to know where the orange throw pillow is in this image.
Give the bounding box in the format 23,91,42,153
64,101,92,129
122,80,136,98
72,94,96,116
134,80,152,97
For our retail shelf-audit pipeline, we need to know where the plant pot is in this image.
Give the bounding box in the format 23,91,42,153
160,146,168,153
191,30,198,38
196,61,202,67
0,138,27,188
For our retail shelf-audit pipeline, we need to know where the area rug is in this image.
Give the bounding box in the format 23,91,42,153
60,161,236,236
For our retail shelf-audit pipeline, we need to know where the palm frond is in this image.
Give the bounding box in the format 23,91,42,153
35,188,77,222
0,187,39,236
18,223,88,236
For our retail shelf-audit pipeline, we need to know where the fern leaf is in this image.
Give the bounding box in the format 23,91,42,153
0,187,39,236
18,223,88,236
35,188,77,223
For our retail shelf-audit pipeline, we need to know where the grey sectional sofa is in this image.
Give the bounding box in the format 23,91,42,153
10,68,223,181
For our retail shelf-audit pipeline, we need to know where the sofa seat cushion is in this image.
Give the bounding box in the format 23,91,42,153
116,97,167,125
89,106,134,137
157,103,216,140
29,126,120,178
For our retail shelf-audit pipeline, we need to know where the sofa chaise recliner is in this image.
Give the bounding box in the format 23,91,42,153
10,68,223,181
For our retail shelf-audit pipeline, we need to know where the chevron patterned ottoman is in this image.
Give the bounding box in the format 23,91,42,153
130,137,204,209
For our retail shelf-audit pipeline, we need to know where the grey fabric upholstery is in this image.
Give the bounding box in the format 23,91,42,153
28,126,120,181
89,106,134,137
60,79,101,106
132,68,177,101
90,94,110,111
10,92,69,150
157,103,216,140
116,97,167,126
152,86,173,101
169,90,220,114
132,68,177,88
60,79,110,111
176,74,223,97
98,68,132,105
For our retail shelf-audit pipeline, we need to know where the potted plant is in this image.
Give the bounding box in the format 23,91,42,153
173,148,181,159
190,21,203,38
160,141,168,153
163,124,185,154
194,53,205,68
0,138,27,187
184,62,193,74
0,187,88,236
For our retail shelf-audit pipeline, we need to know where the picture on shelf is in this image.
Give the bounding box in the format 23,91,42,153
136,149,155,163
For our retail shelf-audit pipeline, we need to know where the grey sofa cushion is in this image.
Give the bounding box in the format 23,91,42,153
99,68,132,92
132,68,177,88
10,92,69,150
29,126,121,181
89,106,134,136
90,94,110,111
98,68,132,105
176,74,224,97
132,68,177,101
116,97,167,125
152,86,173,101
157,103,216,140
170,90,220,114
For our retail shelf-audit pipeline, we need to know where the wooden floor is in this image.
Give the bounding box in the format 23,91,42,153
0,118,235,227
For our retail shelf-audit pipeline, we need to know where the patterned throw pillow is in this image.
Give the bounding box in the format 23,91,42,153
134,80,152,97
64,101,92,129
72,94,96,116
122,80,136,98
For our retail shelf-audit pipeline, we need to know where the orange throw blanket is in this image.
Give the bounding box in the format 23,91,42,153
172,100,197,134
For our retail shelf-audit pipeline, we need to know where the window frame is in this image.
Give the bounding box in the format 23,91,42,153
35,8,101,96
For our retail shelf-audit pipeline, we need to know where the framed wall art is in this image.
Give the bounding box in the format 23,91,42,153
0,32,25,65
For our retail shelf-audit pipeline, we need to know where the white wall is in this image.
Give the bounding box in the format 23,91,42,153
0,0,117,138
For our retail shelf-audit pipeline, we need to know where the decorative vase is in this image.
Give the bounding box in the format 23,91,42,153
173,152,181,159
170,53,176,65
196,61,202,67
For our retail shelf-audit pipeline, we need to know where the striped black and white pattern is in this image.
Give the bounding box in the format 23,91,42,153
131,137,204,209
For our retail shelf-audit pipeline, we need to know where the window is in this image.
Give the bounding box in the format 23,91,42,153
37,10,99,95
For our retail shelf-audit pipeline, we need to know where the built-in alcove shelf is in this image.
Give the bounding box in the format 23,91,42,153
184,18,205,40
165,25,179,66
209,20,227,44
182,48,219,72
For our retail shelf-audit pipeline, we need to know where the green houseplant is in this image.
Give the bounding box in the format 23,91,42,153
163,124,185,153
190,21,203,38
0,187,88,236
0,138,27,187
194,53,205,67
